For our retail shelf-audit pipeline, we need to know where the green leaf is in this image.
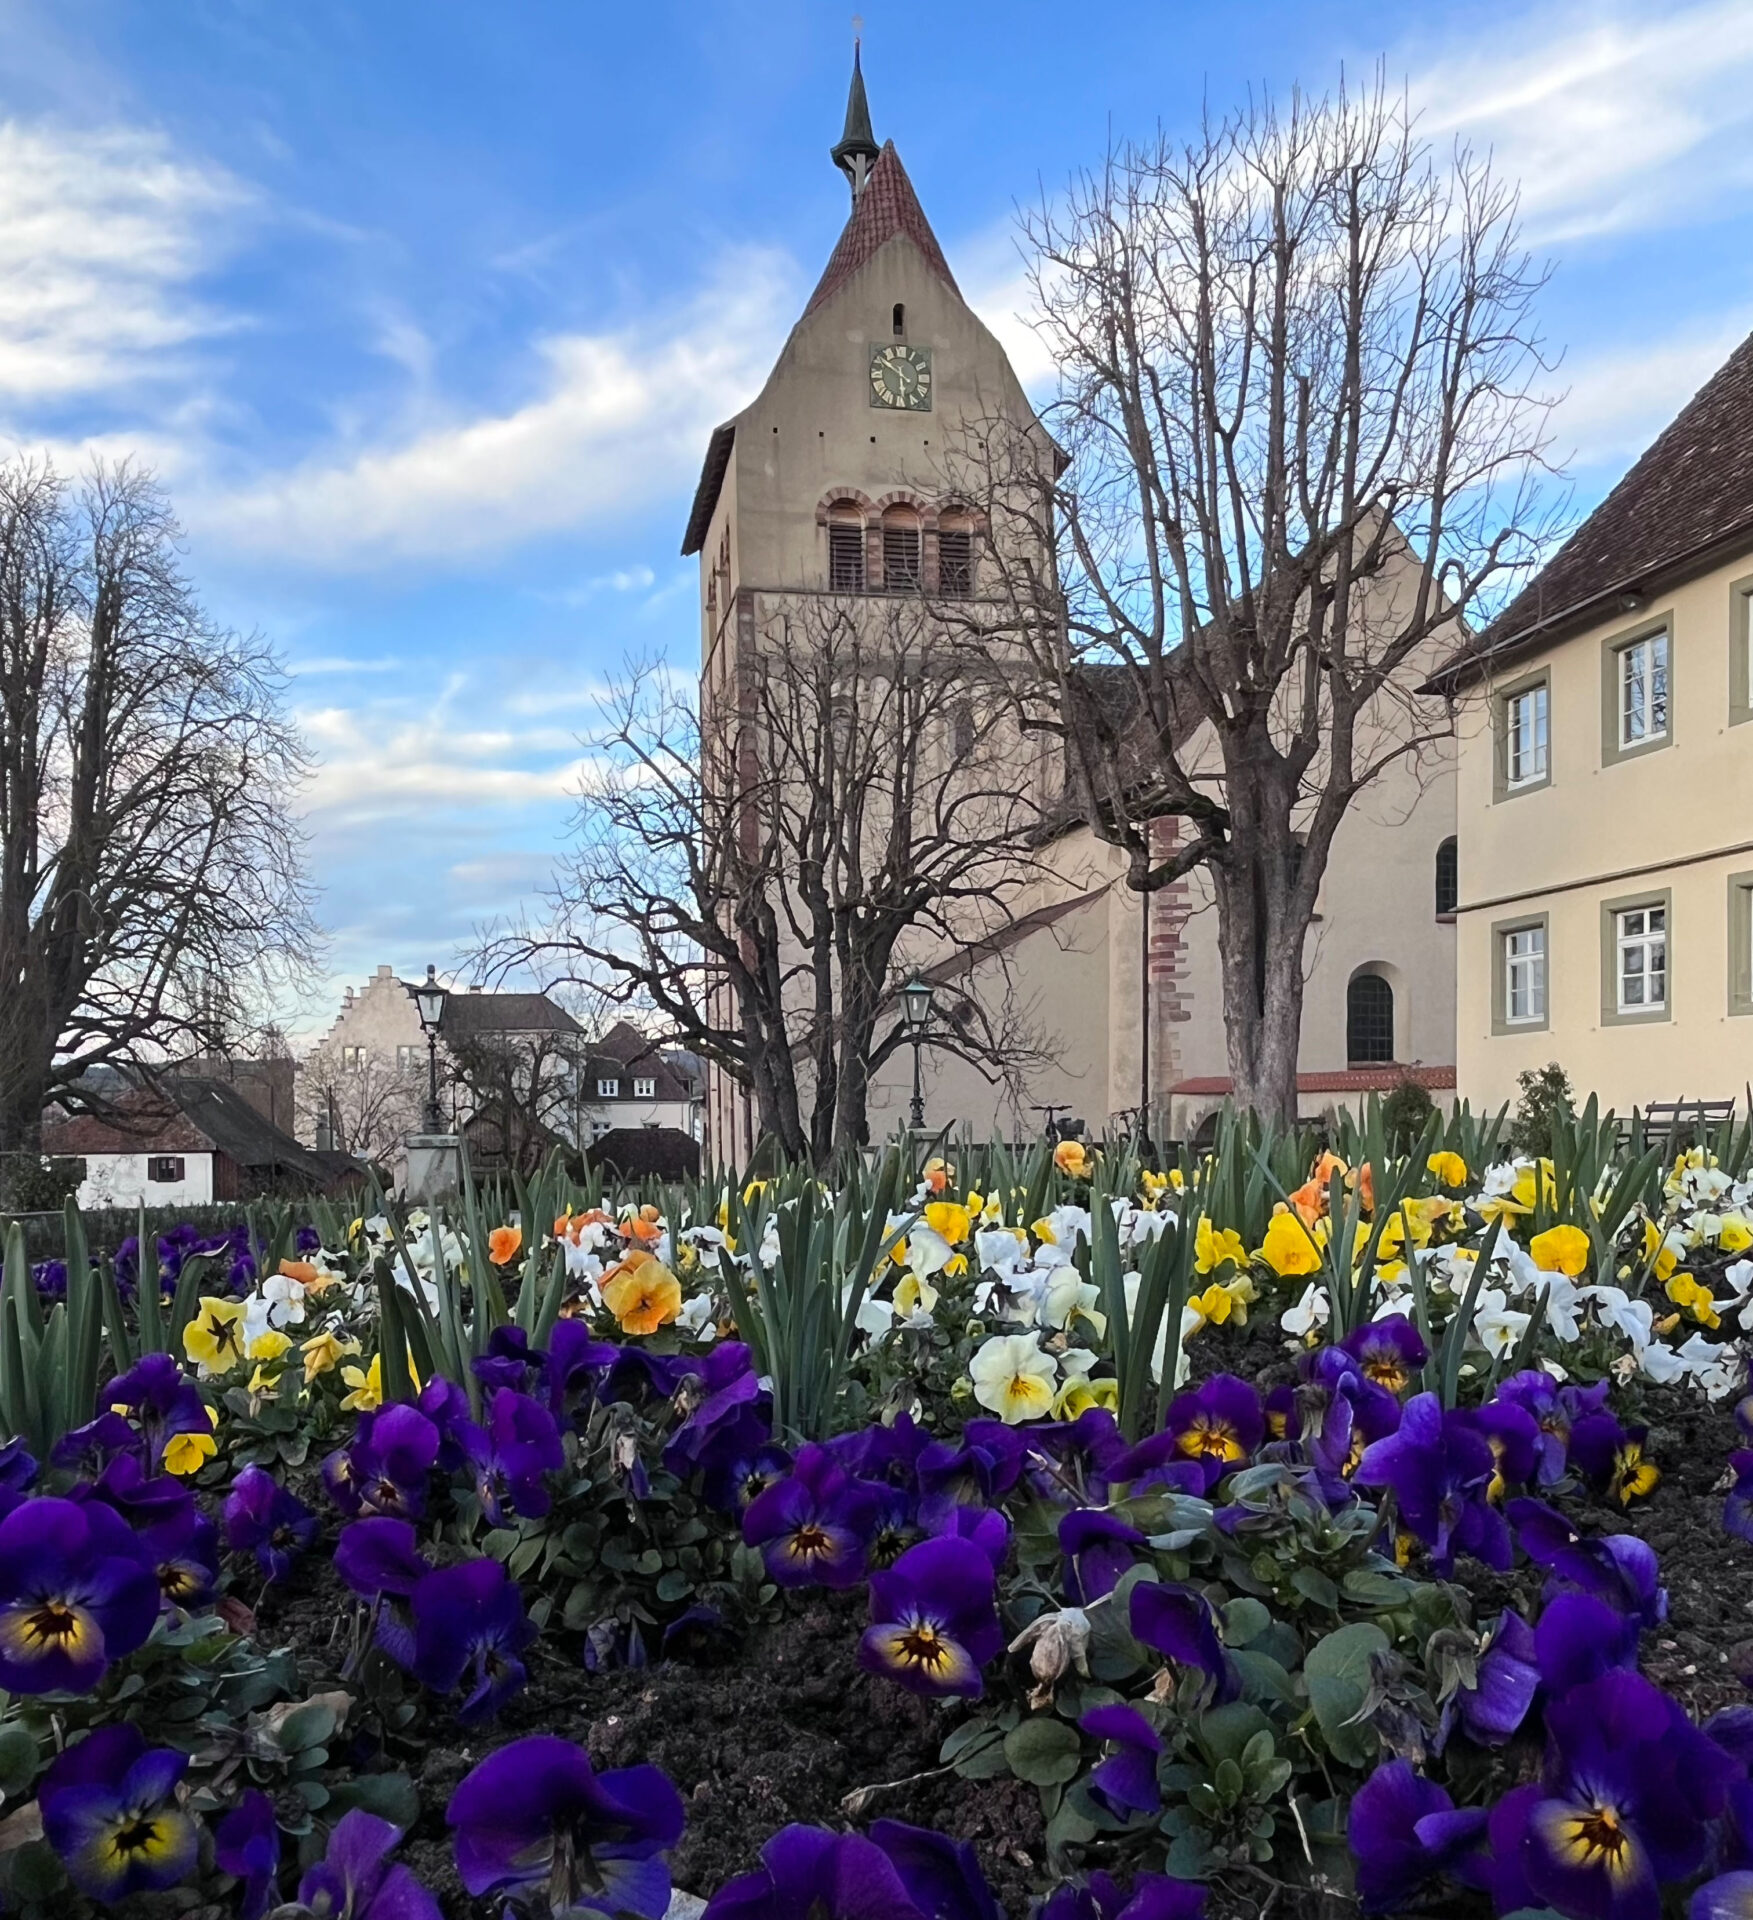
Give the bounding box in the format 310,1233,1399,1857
1221,1597,1271,1646
1003,1716,1083,1787
1290,1567,1340,1611
0,1725,37,1797
272,1703,337,1753
1304,1622,1389,1766
327,1772,420,1828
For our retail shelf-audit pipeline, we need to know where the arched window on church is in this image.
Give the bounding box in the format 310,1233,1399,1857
1434,836,1458,917
892,302,906,337
1346,971,1396,1066
882,504,923,592
938,509,975,597
827,501,865,592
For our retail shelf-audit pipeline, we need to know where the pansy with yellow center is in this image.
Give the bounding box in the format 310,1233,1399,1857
1162,1374,1264,1490
1052,1374,1121,1420
1193,1218,1248,1275
601,1251,683,1335
246,1328,292,1364
338,1351,421,1415
162,1406,220,1477
1257,1207,1321,1278
38,1726,200,1903
301,1328,359,1384
1530,1224,1592,1278
967,1332,1058,1424
1666,1272,1721,1328
1641,1218,1681,1282
182,1296,247,1376
858,1536,1002,1699
923,1199,972,1246
893,1273,939,1320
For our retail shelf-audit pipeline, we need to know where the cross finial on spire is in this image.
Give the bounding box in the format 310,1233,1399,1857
830,28,879,205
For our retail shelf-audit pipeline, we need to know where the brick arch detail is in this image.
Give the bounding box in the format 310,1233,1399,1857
814,488,878,528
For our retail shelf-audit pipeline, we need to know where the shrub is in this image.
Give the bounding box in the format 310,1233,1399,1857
1509,1062,1576,1160
1380,1079,1435,1154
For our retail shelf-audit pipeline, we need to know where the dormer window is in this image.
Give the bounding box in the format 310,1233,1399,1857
881,504,922,591
827,502,865,592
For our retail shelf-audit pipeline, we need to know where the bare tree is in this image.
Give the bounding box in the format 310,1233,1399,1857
0,458,316,1199
445,1024,588,1173
295,1044,421,1164
971,77,1560,1120
483,599,1052,1164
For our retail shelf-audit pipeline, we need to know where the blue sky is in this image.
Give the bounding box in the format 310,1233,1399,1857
4,0,1753,1037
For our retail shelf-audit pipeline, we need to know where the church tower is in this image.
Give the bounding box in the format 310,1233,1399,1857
682,50,1058,1162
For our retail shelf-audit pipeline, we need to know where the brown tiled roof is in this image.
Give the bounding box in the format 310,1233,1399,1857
681,422,736,557
439,991,583,1039
1436,329,1753,688
803,141,960,319
43,1097,208,1157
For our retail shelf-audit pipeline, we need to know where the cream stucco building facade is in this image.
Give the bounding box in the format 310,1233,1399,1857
1446,333,1753,1113
686,62,1457,1158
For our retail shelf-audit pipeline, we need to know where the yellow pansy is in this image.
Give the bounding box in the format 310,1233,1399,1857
1641,1219,1679,1282
1530,1224,1592,1278
894,1273,939,1318
1194,1218,1248,1275
1666,1272,1721,1328
1426,1150,1469,1188
163,1406,219,1477
183,1297,248,1376
602,1253,684,1335
1031,1218,1057,1246
247,1328,292,1363
1188,1283,1236,1328
1052,1375,1121,1419
339,1351,428,1412
1053,1139,1092,1179
1258,1208,1322,1278
301,1329,358,1384
924,1201,973,1245
1719,1216,1753,1255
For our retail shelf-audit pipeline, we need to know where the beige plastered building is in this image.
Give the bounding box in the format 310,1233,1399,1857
685,61,1457,1159
1444,335,1753,1114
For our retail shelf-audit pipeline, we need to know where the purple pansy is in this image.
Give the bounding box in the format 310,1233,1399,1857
867,1819,1003,1920
409,1558,535,1723
38,1724,198,1903
742,1443,878,1589
1158,1375,1265,1492
1355,1393,1508,1574
296,1807,439,1919
1081,1703,1163,1817
1346,1758,1487,1913
224,1465,320,1583
1059,1509,1146,1604
1455,1608,1539,1746
1128,1580,1239,1705
859,1536,1003,1699
466,1387,565,1525
0,1495,157,1693
1339,1315,1429,1396
215,1789,281,1920
446,1734,684,1918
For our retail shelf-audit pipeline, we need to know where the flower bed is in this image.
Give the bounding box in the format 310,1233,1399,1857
0,1111,1751,1917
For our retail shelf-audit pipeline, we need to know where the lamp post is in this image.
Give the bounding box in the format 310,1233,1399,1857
407,965,448,1133
899,973,934,1131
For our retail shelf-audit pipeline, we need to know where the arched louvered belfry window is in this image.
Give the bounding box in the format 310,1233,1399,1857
881,503,923,591
827,501,865,592
1347,972,1396,1066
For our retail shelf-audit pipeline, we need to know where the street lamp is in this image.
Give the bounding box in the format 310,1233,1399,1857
407,965,448,1133
899,973,934,1131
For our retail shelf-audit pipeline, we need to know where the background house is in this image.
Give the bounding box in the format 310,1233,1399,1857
1441,331,1753,1114
44,1078,348,1208
575,1023,702,1141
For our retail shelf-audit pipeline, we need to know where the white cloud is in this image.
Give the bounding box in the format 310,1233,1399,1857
288,654,404,676
1552,312,1753,465
1411,2,1753,242
200,248,800,569
0,119,247,398
297,696,592,821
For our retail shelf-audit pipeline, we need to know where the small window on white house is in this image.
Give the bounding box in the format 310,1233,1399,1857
341,1045,364,1071
1506,683,1548,787
147,1156,185,1184
591,1119,612,1140
633,1076,656,1099
597,1078,620,1099
395,1045,420,1071
1616,904,1667,1012
1617,630,1669,747
1503,924,1546,1023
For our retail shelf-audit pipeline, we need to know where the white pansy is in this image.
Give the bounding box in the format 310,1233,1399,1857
677,1293,719,1338
968,1332,1059,1423
854,1292,896,1344
1581,1285,1654,1351
1636,1340,1688,1385
1039,1268,1102,1334
1470,1287,1531,1357
975,1227,1029,1276
905,1225,957,1279
1281,1283,1331,1340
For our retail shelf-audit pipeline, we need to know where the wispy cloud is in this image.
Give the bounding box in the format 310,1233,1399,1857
1411,1,1753,243
199,247,800,570
288,654,404,676
1551,311,1753,465
0,118,248,399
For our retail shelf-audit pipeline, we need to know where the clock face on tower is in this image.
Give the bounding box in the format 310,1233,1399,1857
869,343,933,410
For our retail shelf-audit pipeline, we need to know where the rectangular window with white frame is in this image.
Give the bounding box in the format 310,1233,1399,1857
633,1076,656,1099
1616,629,1669,749
596,1078,619,1099
1503,681,1549,790
1504,923,1546,1024
1615,903,1666,1012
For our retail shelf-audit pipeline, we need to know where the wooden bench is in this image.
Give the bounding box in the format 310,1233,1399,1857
1614,1098,1737,1152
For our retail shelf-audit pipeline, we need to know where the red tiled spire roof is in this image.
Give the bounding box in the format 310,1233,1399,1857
803,141,960,318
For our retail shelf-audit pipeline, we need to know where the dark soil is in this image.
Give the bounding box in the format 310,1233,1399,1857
244,1339,1753,1917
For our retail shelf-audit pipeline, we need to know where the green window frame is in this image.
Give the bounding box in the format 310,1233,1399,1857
1491,913,1550,1035
1730,870,1753,1017
1600,612,1674,766
1732,573,1753,728
1599,888,1673,1026
1493,668,1552,800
